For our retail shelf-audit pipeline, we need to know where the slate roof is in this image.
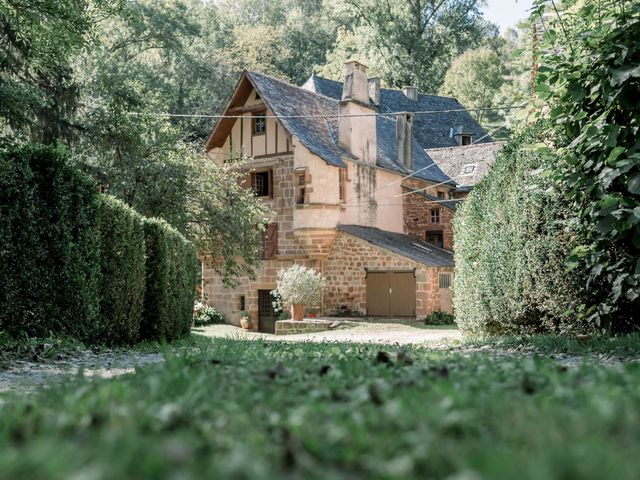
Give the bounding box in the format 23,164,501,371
245,71,453,185
425,142,505,188
302,75,492,149
338,225,455,267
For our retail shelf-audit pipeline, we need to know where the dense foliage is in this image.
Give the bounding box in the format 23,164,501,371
0,145,102,340
98,196,146,344
531,0,640,331
424,311,455,325
453,128,588,335
141,218,199,342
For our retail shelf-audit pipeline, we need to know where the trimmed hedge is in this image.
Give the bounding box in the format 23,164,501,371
98,196,146,344
141,218,199,342
0,145,101,340
0,145,199,345
453,127,590,336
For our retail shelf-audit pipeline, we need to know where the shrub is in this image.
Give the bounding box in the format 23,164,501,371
425,311,455,325
98,196,146,344
272,265,326,308
193,301,225,326
0,144,101,340
141,218,199,341
453,127,589,336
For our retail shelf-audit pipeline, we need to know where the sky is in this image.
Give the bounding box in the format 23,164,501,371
483,0,534,33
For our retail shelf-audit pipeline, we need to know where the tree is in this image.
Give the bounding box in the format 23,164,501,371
439,47,505,124
321,0,498,93
0,0,122,144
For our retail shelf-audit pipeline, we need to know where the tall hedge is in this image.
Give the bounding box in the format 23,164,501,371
98,196,147,344
0,145,101,340
141,218,199,342
453,127,591,336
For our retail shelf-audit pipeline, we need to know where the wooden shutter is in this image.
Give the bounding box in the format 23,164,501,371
265,223,278,259
268,169,274,198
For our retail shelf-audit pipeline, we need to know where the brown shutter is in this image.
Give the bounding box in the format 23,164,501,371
265,223,278,259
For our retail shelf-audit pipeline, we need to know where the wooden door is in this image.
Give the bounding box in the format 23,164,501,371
366,271,416,317
258,290,277,333
366,272,389,316
389,272,416,317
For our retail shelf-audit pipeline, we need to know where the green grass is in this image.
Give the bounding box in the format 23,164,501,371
1,335,639,479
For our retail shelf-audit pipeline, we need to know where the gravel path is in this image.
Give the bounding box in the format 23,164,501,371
0,350,164,395
195,321,461,345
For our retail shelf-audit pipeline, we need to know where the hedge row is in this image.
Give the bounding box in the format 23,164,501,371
141,219,199,342
453,127,591,336
0,145,199,345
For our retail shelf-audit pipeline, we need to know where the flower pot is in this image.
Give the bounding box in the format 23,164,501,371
240,317,251,330
308,313,317,318
291,304,305,321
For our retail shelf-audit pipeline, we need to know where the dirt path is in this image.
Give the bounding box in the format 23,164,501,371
194,321,461,345
0,351,164,396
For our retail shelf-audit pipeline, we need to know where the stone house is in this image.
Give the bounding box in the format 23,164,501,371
202,61,502,331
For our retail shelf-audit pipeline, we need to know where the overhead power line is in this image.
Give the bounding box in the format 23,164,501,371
129,103,527,120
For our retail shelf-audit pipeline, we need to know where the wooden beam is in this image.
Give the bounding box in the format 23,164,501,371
228,103,267,114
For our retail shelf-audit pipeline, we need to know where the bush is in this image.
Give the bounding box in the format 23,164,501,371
272,265,326,308
0,145,101,340
425,311,455,325
98,196,146,344
141,218,199,341
453,127,589,336
193,301,225,326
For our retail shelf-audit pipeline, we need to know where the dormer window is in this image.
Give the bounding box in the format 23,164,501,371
462,164,477,175
461,134,472,146
253,111,266,135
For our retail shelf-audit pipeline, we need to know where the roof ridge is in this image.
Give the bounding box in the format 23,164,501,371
247,70,342,106
425,141,507,152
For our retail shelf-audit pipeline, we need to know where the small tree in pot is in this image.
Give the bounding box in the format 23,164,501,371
272,265,326,321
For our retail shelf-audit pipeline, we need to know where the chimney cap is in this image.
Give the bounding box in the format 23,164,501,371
344,60,369,70
403,86,419,101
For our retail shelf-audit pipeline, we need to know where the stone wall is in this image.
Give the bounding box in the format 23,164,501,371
322,232,454,317
402,192,455,251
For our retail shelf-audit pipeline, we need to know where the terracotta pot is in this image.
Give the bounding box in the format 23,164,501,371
240,317,251,330
291,304,305,321
308,313,317,318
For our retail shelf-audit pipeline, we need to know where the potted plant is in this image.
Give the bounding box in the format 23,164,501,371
272,265,326,321
307,308,318,319
239,311,252,330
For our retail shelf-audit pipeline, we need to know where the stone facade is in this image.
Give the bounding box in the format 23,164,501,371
402,192,455,251
323,232,454,317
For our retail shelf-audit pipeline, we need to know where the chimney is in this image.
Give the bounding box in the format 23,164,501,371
403,86,418,101
341,61,370,105
368,77,380,106
339,61,377,165
396,113,414,170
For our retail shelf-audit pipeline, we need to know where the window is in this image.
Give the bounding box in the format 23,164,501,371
251,170,272,197
462,164,476,175
430,208,440,224
437,191,445,199
426,231,444,249
239,295,246,311
339,168,347,203
252,111,266,135
439,272,452,289
461,134,472,145
295,172,306,205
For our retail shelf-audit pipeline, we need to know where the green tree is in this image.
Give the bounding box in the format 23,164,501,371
439,47,505,124
321,0,498,92
0,0,122,144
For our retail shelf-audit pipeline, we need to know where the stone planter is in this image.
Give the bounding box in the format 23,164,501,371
240,317,252,330
291,304,305,321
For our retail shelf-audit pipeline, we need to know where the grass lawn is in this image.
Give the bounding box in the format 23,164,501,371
0,335,639,479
